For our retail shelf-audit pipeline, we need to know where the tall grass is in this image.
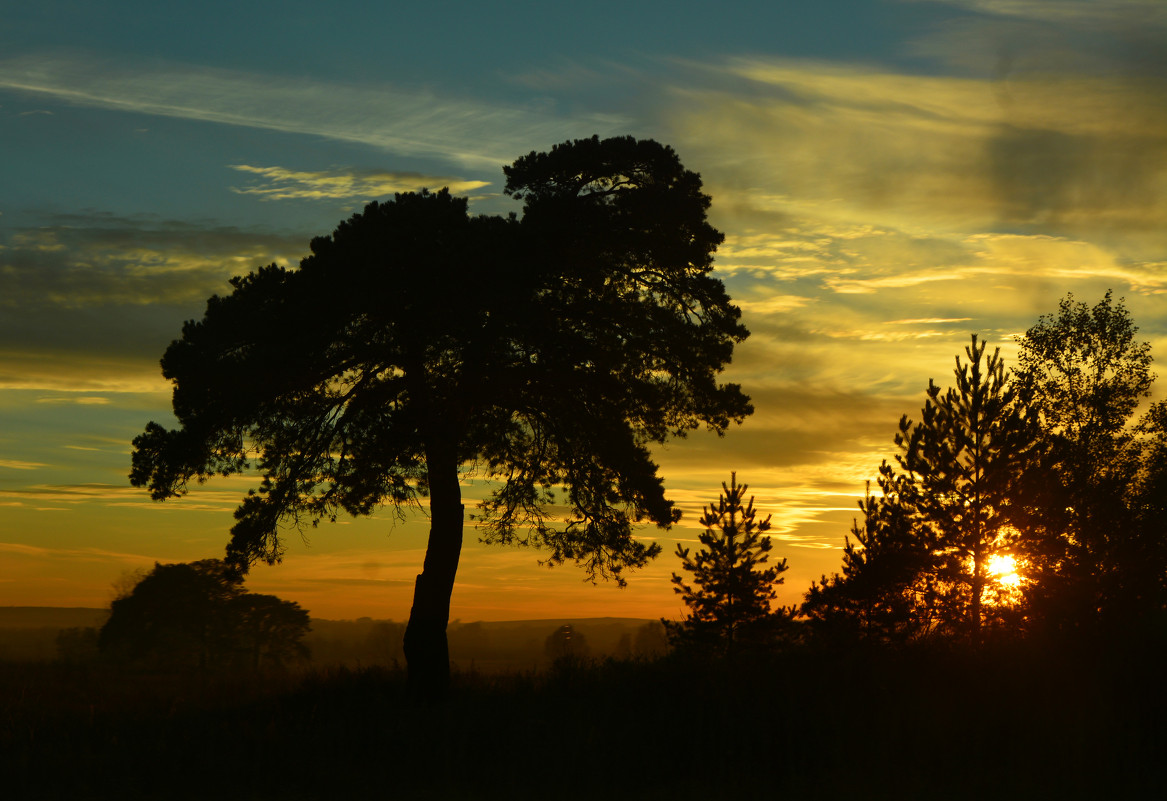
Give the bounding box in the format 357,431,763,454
3,639,1165,799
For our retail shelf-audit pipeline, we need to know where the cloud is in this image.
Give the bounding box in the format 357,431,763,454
229,165,491,202
667,56,1167,257
0,52,627,168
0,459,47,470
0,212,304,310
0,211,309,391
0,351,168,394
35,396,112,405
0,482,242,513
911,0,1166,28
0,540,164,563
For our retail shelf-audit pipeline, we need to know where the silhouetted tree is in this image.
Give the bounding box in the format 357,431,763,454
99,560,309,669
227,593,310,669
130,135,751,699
896,335,1040,639
803,467,939,642
545,624,590,662
664,474,792,655
100,560,244,668
806,336,1039,643
1015,291,1165,634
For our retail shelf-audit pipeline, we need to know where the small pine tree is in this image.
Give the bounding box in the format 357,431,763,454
664,473,792,655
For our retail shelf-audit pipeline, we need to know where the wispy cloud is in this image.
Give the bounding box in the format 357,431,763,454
0,540,164,563
0,459,47,470
0,482,241,513
35,396,112,405
670,56,1167,254
229,165,490,202
0,53,626,167
0,213,304,310
911,0,1167,27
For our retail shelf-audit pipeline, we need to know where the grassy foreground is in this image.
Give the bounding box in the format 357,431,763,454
3,641,1165,800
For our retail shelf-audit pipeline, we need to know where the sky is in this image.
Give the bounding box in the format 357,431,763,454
1,0,1165,622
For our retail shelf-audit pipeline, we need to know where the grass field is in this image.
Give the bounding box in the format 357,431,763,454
4,638,1165,800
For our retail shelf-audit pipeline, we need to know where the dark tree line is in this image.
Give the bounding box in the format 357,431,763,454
805,292,1167,644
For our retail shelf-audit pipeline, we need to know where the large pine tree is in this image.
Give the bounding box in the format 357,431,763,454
664,474,792,655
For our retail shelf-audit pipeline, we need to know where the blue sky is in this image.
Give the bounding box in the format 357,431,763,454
1,0,1165,620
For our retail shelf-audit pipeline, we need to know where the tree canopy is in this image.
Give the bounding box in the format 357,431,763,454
130,135,752,696
99,560,309,670
1015,292,1165,634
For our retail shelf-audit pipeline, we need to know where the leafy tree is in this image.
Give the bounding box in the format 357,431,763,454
803,467,939,643
1015,291,1164,633
100,560,244,668
664,474,792,655
99,560,309,669
130,136,752,698
806,336,1039,642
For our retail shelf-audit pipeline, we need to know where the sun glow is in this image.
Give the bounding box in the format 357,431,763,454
987,553,1021,589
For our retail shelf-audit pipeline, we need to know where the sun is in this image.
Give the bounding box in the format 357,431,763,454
987,553,1021,589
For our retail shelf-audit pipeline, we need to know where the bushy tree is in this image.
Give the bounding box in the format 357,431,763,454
1015,291,1165,634
130,136,751,698
99,560,309,669
664,474,792,655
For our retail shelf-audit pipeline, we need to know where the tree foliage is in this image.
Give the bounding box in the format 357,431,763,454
804,467,938,642
99,560,309,669
664,474,792,655
129,135,751,695
805,336,1040,642
1015,291,1165,633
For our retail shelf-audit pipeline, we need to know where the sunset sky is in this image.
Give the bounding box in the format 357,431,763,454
2,0,1165,622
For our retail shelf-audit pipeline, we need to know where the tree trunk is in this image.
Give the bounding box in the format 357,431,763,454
403,443,464,702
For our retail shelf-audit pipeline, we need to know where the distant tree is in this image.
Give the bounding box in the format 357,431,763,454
227,593,310,669
545,624,590,662
99,560,309,669
1015,291,1165,633
56,626,100,664
664,474,793,655
130,136,751,699
100,559,244,668
632,620,669,658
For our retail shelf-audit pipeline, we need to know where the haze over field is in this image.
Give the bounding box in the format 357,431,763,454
1,0,1164,620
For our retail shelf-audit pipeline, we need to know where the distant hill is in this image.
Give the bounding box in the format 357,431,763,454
0,607,108,629
0,607,109,661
